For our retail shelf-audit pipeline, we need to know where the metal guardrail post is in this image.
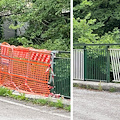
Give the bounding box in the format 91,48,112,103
84,46,87,81
106,46,110,83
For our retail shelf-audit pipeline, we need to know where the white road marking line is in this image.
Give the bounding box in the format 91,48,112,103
0,98,70,119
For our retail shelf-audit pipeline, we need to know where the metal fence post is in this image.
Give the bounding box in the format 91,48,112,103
84,46,87,81
106,46,110,82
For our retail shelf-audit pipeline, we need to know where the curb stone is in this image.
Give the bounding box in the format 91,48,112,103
73,80,120,92
12,91,70,106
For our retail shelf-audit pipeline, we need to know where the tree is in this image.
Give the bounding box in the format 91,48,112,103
74,0,120,36
0,0,70,50
73,0,120,44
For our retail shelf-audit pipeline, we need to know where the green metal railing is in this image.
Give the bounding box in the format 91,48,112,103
84,47,109,82
53,52,70,98
74,44,120,82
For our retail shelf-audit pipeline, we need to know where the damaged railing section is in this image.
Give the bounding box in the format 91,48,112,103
0,42,71,98
0,42,51,96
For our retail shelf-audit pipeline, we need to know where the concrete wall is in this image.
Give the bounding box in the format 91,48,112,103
2,20,15,39
2,20,28,39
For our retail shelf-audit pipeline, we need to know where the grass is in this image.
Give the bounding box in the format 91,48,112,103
32,99,48,105
109,87,116,92
98,81,103,91
55,99,64,108
64,105,71,112
74,81,118,93
0,87,70,111
0,87,12,96
73,83,79,87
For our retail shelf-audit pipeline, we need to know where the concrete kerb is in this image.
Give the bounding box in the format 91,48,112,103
73,80,120,92
12,91,70,106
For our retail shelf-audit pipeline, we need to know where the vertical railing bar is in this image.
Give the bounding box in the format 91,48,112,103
84,46,87,81
118,51,120,81
98,49,100,80
78,50,80,79
75,50,77,79
95,48,99,79
99,49,101,80
83,49,84,80
106,46,110,82
117,50,120,81
103,49,104,80
101,49,102,80
111,49,114,81
114,50,117,81
94,49,95,80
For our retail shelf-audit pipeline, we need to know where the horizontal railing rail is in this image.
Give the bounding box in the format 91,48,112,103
74,43,120,46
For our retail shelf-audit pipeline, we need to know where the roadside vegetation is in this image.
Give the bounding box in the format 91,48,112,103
73,0,120,45
0,0,70,51
73,83,117,93
0,87,70,112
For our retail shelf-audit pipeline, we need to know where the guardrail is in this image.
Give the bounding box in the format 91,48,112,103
73,44,120,82
73,49,84,80
51,51,70,98
110,49,120,82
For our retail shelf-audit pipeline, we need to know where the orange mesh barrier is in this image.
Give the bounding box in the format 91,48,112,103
0,43,51,96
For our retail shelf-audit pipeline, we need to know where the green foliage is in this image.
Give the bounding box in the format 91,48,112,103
17,93,26,100
55,99,64,108
48,101,56,107
73,16,120,45
98,81,102,91
73,16,99,44
73,0,120,47
0,87,12,96
0,87,70,111
74,0,120,36
0,0,70,51
17,37,33,46
0,38,19,46
36,39,70,51
0,16,3,39
64,105,71,112
109,87,116,92
35,99,48,105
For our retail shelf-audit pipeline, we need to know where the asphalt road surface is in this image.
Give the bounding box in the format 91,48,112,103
0,96,70,120
73,87,120,120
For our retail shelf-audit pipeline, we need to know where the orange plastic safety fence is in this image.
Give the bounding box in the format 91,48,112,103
0,43,51,96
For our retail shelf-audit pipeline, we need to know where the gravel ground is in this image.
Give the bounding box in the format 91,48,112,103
73,87,120,120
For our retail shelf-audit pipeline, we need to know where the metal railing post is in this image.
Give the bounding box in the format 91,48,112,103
106,46,110,82
84,46,87,81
